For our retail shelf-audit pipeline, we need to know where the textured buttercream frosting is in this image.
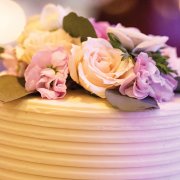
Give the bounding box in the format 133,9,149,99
0,90,180,179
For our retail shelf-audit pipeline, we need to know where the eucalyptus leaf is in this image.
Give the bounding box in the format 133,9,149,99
105,89,159,112
63,12,97,42
0,75,31,103
175,77,180,93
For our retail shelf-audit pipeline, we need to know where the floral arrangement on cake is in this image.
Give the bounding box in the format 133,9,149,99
0,4,180,111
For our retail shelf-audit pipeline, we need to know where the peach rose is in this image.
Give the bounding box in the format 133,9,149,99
69,38,134,98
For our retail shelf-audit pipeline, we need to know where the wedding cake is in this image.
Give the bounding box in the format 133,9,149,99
0,3,180,180
0,90,180,179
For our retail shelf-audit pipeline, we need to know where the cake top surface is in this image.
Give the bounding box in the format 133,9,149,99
1,90,180,119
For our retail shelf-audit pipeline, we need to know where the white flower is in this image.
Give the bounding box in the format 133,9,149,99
108,24,169,52
40,4,71,31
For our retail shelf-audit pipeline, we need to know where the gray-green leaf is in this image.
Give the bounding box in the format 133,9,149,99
0,75,31,103
63,12,97,42
105,89,159,112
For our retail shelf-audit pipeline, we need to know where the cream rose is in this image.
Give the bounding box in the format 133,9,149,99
108,24,169,52
16,4,79,64
18,4,71,44
18,15,42,46
16,29,80,63
69,38,134,98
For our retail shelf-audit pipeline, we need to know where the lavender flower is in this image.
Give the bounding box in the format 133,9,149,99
120,52,177,102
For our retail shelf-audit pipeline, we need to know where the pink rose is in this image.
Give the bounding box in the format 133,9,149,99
120,52,177,102
90,18,110,40
25,47,69,99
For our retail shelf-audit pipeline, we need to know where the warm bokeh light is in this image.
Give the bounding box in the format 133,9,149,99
0,0,26,44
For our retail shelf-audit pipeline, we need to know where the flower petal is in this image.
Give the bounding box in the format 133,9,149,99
133,36,169,52
69,45,83,83
78,63,106,98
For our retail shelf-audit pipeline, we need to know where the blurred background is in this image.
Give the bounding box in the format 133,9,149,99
0,0,180,70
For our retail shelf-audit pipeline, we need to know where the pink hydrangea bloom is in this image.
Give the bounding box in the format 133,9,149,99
24,47,69,99
89,18,110,40
120,52,177,102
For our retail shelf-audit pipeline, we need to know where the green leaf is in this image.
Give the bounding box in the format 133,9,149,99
108,33,122,48
108,33,133,61
105,89,159,112
0,47,4,54
148,51,177,75
108,33,128,53
63,12,97,42
0,75,31,103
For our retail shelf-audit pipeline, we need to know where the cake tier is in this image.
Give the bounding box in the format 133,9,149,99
0,90,180,179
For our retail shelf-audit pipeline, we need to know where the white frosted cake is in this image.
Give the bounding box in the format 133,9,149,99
0,90,180,179
0,3,180,180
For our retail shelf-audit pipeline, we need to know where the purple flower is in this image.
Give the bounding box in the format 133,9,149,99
89,18,110,40
25,47,69,99
120,52,177,102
